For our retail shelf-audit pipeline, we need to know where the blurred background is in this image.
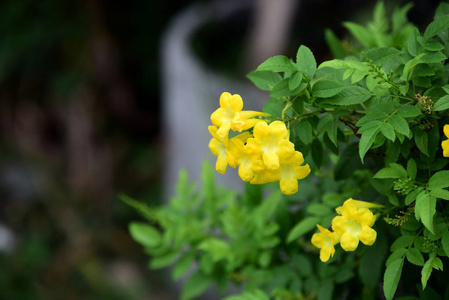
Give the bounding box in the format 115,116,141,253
0,0,440,299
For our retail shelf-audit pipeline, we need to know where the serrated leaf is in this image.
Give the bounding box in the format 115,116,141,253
296,45,316,79
415,192,436,234
428,170,449,189
406,248,425,266
383,258,404,300
312,80,344,98
247,70,283,91
357,111,389,126
402,53,425,81
406,187,424,205
429,188,449,200
421,253,436,289
287,217,321,243
380,122,396,141
257,55,297,72
322,86,372,105
289,71,303,90
423,14,449,40
365,47,402,65
263,97,283,118
359,126,380,161
389,115,410,137
433,95,449,111
442,230,449,257
397,105,421,117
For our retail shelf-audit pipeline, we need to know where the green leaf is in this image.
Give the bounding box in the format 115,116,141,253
415,191,436,234
296,121,313,144
433,95,449,111
321,86,372,105
374,164,406,179
389,115,410,137
263,97,284,118
247,71,282,91
181,270,213,300
364,47,402,65
197,238,230,262
317,279,334,300
406,248,425,266
344,22,375,48
150,251,179,269
173,253,195,280
402,53,425,81
428,170,449,189
289,71,303,90
324,28,347,59
380,122,396,142
257,55,296,72
442,230,449,257
296,45,316,79
129,222,161,248
391,235,415,251
359,126,380,161
383,258,404,300
312,80,344,98
406,187,424,205
421,253,436,289
407,158,417,179
423,14,449,41
287,217,321,243
429,188,449,200
397,105,422,117
413,127,429,156
306,204,332,217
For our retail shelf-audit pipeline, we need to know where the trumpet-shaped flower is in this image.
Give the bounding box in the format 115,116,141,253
210,92,269,139
274,151,311,195
332,199,377,252
244,121,291,170
311,225,340,262
442,124,449,157
227,133,257,182
208,126,229,174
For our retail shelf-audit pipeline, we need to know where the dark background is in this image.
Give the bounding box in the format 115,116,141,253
0,0,441,299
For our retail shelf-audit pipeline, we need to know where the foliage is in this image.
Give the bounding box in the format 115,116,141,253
127,2,449,299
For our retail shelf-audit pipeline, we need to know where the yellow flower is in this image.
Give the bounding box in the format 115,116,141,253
210,92,269,139
332,199,377,252
311,225,340,262
244,121,291,171
442,124,449,157
208,126,229,174
227,133,257,182
274,151,311,195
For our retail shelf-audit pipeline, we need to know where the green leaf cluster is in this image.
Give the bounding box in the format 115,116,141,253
126,2,449,300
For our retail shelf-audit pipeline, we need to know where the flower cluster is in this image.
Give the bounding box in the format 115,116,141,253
208,92,311,195
311,198,382,262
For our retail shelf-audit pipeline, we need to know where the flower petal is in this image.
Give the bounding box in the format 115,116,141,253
359,226,377,246
340,232,359,252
